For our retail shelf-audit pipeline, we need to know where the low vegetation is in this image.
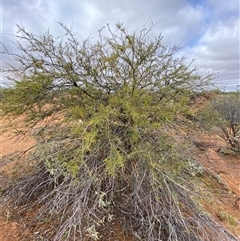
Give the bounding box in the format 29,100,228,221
198,93,240,153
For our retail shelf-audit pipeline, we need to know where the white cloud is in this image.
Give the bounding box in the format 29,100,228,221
1,0,239,90
186,17,239,89
83,3,103,25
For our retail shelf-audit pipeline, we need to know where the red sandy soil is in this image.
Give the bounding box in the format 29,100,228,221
0,116,239,241
193,134,240,238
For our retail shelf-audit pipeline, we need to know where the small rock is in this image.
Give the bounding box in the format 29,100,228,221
218,146,237,156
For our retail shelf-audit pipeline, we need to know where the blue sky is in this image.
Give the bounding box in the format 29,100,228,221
1,0,239,90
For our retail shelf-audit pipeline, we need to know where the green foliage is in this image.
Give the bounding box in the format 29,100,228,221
218,210,238,227
1,74,58,122
2,23,235,241
1,22,212,123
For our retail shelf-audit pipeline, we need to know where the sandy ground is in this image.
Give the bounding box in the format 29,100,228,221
0,117,35,241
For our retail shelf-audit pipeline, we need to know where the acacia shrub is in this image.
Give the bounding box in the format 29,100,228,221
1,23,236,240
